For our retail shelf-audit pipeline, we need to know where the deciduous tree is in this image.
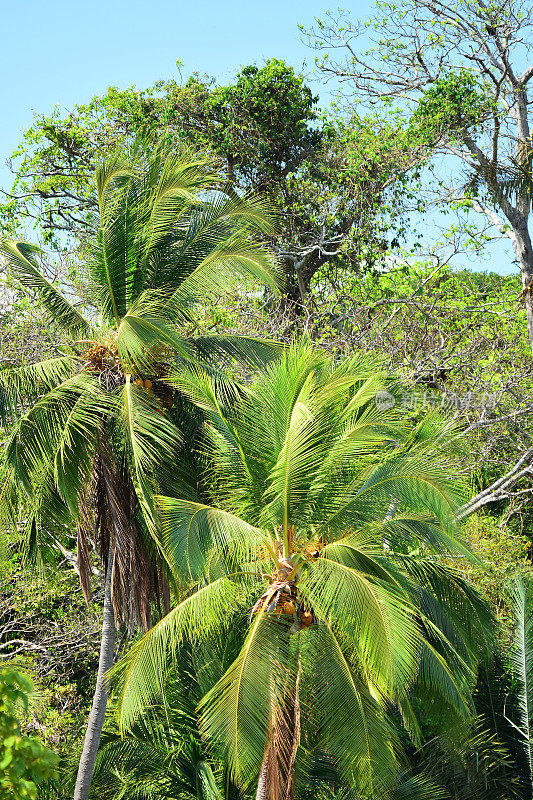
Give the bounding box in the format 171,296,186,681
305,0,533,348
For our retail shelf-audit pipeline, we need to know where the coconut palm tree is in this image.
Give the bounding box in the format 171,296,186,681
112,343,490,800
0,139,280,800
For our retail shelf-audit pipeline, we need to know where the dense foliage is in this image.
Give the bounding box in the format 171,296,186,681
0,670,58,800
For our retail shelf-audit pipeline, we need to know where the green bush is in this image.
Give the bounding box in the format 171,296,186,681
0,669,58,800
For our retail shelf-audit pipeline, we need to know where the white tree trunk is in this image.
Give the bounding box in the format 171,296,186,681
511,217,533,353
73,549,116,800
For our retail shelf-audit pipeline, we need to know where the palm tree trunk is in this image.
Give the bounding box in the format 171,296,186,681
255,762,268,800
73,549,116,800
255,658,301,800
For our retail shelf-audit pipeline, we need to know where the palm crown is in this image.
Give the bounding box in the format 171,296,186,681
114,344,490,798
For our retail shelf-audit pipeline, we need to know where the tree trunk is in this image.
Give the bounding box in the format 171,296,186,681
255,762,268,800
73,549,116,800
512,217,533,353
255,660,301,800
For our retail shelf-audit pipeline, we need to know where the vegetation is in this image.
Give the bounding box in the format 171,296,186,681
0,670,58,800
1,1,533,799
0,61,425,303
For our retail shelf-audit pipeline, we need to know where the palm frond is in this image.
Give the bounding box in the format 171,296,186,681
156,497,264,579
0,356,78,420
117,308,193,372
307,623,398,793
510,575,533,789
4,373,104,495
190,335,282,369
0,240,90,333
198,611,293,789
321,451,464,536
299,556,420,695
416,639,473,719
118,380,184,533
169,233,280,307
113,577,241,732
260,376,323,538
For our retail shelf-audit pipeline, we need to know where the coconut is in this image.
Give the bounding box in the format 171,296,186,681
283,601,296,615
301,611,313,628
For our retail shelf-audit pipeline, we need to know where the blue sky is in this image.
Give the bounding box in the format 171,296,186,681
0,0,518,275
0,0,342,179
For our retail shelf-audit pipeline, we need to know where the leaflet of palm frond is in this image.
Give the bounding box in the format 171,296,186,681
190,334,282,370
473,659,518,744
198,612,295,790
117,379,189,555
139,156,219,263
306,623,398,795
0,356,79,425
379,516,474,559
397,693,423,749
319,543,480,689
168,243,280,311
116,309,193,372
24,477,73,568
408,563,492,661
55,385,115,514
387,774,445,800
309,411,408,493
297,749,341,793
415,640,473,720
90,669,230,800
417,725,521,800
89,153,280,329
0,239,91,334
299,556,420,696
0,470,19,549
420,610,476,693
168,362,247,414
321,531,430,601
238,344,328,458
171,370,257,509
94,149,138,210
20,513,56,575
191,620,252,700
2,373,111,520
259,392,336,532
162,196,280,299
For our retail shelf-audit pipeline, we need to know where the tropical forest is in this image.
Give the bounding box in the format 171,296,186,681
3,1,533,798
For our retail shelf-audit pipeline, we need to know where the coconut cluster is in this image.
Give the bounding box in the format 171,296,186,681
81,332,120,373
78,334,175,409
